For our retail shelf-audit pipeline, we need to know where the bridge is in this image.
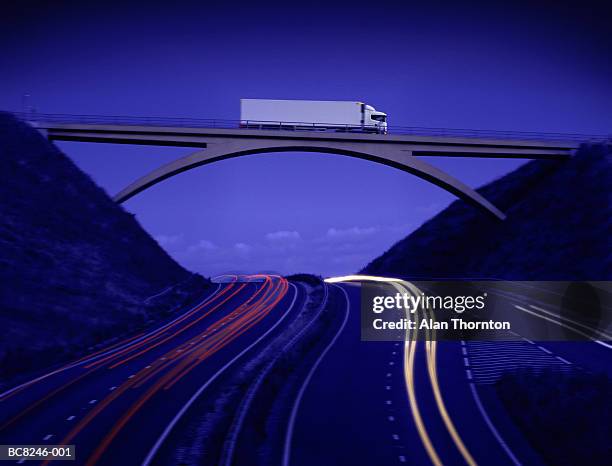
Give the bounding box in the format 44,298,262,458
20,112,607,221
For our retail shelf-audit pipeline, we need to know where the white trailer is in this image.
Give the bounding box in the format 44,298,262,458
240,99,387,134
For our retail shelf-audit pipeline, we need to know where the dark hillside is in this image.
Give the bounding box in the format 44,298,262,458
363,143,612,280
0,113,207,380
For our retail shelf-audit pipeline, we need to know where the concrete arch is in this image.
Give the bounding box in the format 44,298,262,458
113,140,506,220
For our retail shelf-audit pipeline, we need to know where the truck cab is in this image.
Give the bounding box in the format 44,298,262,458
363,104,388,134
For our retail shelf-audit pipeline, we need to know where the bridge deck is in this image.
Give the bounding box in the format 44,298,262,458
20,112,603,159
14,112,607,219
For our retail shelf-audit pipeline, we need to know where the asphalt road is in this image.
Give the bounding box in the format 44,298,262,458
1,276,609,466
0,275,298,466
288,279,610,466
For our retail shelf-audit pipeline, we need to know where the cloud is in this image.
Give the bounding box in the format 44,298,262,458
265,230,302,241
170,221,419,278
187,239,218,253
154,234,183,247
234,242,252,253
325,226,379,238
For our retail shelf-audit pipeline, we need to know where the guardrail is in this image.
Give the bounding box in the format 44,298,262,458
11,112,611,143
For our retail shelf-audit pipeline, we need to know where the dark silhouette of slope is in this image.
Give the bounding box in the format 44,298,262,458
0,113,208,380
363,143,612,280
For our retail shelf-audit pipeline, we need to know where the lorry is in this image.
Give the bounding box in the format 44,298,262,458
240,99,388,134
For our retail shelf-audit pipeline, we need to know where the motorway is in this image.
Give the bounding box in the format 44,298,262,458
0,275,300,465
0,274,609,465
289,277,610,466
288,280,518,466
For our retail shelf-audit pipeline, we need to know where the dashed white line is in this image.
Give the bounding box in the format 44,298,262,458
398,455,407,463
392,434,400,440
386,400,393,405
461,346,467,356
109,386,117,391
537,346,552,355
144,283,300,466
388,415,396,422
66,415,75,421
556,356,572,364
463,357,470,367
0,285,225,402
43,434,53,440
466,369,473,380
88,399,97,404
515,305,612,350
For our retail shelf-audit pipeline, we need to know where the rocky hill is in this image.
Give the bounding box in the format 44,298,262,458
363,143,612,280
0,113,208,380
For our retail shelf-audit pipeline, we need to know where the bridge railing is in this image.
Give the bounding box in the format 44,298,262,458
11,112,610,143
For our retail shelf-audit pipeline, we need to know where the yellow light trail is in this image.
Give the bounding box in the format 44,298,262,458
328,274,478,466
324,274,404,284
392,281,443,466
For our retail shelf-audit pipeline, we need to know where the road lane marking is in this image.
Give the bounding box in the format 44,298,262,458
537,346,552,354
43,434,53,440
109,386,117,391
529,304,612,340
398,455,407,463
89,399,97,404
66,416,75,421
282,284,350,466
514,305,612,350
142,282,300,466
388,415,395,422
469,383,521,466
73,276,286,466
220,282,328,466
556,356,571,364
375,280,443,466
0,285,225,401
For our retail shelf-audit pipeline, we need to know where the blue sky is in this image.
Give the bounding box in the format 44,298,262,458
2,0,610,276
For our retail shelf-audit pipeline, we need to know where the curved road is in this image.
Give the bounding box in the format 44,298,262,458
1,275,608,465
0,275,297,465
